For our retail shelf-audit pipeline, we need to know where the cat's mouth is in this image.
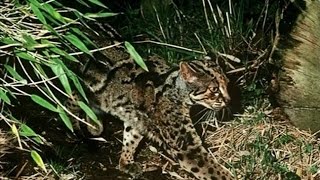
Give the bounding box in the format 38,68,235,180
196,101,227,111
211,103,227,110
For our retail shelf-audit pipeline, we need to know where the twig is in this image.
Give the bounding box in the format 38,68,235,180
133,40,205,54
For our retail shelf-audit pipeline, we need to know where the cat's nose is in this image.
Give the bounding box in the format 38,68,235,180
221,98,230,107
224,98,230,105
221,101,226,107
223,95,231,105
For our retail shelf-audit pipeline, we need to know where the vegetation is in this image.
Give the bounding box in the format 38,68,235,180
0,0,115,177
0,0,319,179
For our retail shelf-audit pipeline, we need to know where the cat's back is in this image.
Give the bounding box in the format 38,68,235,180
82,56,173,113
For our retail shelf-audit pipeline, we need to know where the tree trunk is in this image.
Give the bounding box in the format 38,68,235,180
277,0,320,133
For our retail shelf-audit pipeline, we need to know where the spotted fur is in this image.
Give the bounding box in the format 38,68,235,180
70,54,233,180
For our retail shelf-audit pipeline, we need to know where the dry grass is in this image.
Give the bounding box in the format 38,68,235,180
206,105,320,180
0,130,13,178
134,102,320,180
154,104,320,180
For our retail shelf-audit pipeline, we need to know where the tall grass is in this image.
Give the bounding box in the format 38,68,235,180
0,0,115,173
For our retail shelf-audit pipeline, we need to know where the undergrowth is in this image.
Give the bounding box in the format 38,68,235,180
1,0,315,179
0,0,116,177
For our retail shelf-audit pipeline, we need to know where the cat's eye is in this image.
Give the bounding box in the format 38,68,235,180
194,88,206,95
209,87,218,93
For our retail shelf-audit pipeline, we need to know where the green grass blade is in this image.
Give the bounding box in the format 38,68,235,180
22,34,37,51
22,34,37,45
71,28,97,48
38,39,55,49
11,124,19,138
11,124,22,149
31,150,47,173
42,3,65,23
30,3,47,24
50,0,63,7
43,24,60,38
0,88,11,105
27,0,41,8
49,47,78,62
4,65,26,83
0,37,20,45
87,0,109,9
68,72,88,102
84,12,118,18
75,0,90,7
19,124,38,137
65,33,93,57
50,60,72,96
124,41,148,72
42,11,62,26
34,63,48,78
57,106,73,132
77,101,98,123
31,94,57,112
19,124,43,144
15,51,38,62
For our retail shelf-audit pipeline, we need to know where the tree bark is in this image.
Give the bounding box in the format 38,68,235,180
277,0,320,133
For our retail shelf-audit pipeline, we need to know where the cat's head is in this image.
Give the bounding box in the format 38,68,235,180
180,61,230,110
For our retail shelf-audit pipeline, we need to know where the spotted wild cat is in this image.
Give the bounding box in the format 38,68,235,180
69,52,234,180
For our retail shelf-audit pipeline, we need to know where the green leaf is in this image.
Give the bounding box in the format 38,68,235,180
15,51,37,62
68,72,88,102
0,37,19,45
31,94,57,112
31,150,47,173
11,124,19,138
20,124,37,137
22,34,37,44
77,101,98,123
42,11,62,26
35,39,55,49
75,0,90,7
124,41,148,72
87,0,109,9
51,0,63,7
28,0,41,8
71,28,96,48
4,65,26,83
30,3,47,24
44,24,60,37
57,106,73,132
65,33,92,57
42,3,65,23
33,43,54,49
0,88,11,105
50,47,78,62
34,63,48,78
5,87,17,100
50,60,72,96
84,12,118,18
19,124,43,144
11,124,22,149
74,10,94,21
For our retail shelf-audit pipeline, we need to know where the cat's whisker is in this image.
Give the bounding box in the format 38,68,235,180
205,110,214,124
194,109,210,125
207,110,219,128
191,106,209,118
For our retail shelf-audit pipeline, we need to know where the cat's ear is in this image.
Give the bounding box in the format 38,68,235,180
179,62,198,83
